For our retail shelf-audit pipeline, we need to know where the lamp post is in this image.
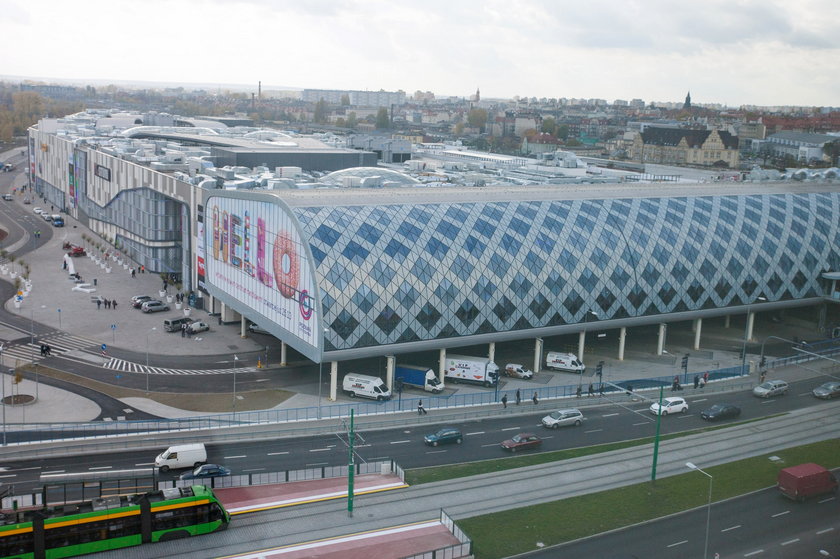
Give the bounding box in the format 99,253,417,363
145,327,156,392
317,327,329,420
741,296,766,375
686,462,713,559
579,310,598,391
233,354,239,416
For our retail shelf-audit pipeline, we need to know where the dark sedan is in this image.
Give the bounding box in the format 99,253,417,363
700,403,741,421
424,427,463,446
500,433,542,452
179,464,231,480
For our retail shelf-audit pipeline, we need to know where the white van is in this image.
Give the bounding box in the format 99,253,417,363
154,443,207,472
545,352,586,373
342,373,392,401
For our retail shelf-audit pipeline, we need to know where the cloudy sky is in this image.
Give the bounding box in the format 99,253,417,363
1,0,838,107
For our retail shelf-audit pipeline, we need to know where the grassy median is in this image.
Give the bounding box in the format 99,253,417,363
455,439,840,559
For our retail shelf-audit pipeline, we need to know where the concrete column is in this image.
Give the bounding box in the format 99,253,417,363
578,331,586,360
618,327,626,361
693,318,702,351
438,348,446,384
240,315,247,338
656,323,667,355
746,310,756,342
488,342,495,363
329,361,338,401
534,338,543,373
386,355,395,390
724,314,730,328
280,342,287,366
691,318,698,332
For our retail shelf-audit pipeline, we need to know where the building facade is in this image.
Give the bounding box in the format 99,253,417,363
631,127,740,167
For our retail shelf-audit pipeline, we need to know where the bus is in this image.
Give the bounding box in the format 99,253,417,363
0,485,229,559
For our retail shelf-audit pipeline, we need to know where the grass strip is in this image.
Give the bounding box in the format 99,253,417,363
404,417,772,485
457,438,840,559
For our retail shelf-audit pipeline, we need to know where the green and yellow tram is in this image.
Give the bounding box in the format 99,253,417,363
0,485,229,559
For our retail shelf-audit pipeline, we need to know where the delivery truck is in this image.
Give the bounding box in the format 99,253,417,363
342,373,392,400
444,354,499,387
394,364,444,393
545,351,586,373
777,462,837,501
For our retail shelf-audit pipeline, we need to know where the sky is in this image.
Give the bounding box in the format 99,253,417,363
1,0,838,107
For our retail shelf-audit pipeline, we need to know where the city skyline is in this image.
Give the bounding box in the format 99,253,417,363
1,0,838,107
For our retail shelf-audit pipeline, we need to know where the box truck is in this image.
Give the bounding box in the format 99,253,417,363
342,373,392,400
777,463,837,501
154,443,207,472
444,354,499,387
395,364,444,393
546,352,586,373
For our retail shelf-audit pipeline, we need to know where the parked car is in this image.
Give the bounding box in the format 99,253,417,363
22,197,31,204
424,427,463,447
541,408,585,429
188,321,210,334
67,245,86,257
649,397,688,416
753,380,789,398
141,300,169,313
504,363,534,379
700,403,741,421
812,381,840,399
131,295,153,308
247,323,271,335
33,207,43,214
2,194,12,201
500,433,542,452
179,463,231,481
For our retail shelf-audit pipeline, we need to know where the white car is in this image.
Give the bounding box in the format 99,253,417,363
188,321,210,334
650,397,688,416
753,380,789,398
33,207,43,214
541,408,584,429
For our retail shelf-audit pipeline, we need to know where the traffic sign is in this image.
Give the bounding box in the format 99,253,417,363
101,344,107,351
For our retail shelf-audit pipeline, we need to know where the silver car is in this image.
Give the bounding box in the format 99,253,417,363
541,408,585,429
141,300,170,313
753,380,789,398
812,381,840,399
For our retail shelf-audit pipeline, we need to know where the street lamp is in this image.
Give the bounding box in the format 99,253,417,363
317,327,329,420
758,335,797,381
741,296,766,375
686,462,713,559
233,354,239,416
145,327,156,392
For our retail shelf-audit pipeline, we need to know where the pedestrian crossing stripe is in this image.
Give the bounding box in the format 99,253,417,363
103,357,258,376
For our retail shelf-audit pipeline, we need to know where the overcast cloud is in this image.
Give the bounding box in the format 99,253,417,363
1,0,838,107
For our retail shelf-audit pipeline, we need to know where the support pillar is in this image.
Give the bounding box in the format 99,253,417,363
386,355,395,390
724,314,730,328
746,310,756,342
693,318,702,351
618,327,626,361
534,338,543,373
329,361,338,401
656,323,666,356
280,342,287,366
438,348,446,384
240,315,247,338
488,342,495,363
578,331,586,360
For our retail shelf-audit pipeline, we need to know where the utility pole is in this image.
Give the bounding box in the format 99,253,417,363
347,408,355,517
651,386,664,481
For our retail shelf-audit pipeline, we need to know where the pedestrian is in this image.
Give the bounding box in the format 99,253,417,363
515,388,521,405
40,344,46,357
588,383,594,397
626,384,634,398
96,298,102,310
576,385,582,398
759,370,766,383
532,392,538,405
501,394,508,408
181,323,187,338
693,375,700,389
599,383,605,396
417,399,427,415
672,376,679,391
703,372,709,385
105,299,111,309
62,260,67,270
112,300,117,310
131,268,136,278
140,265,145,273
45,345,51,356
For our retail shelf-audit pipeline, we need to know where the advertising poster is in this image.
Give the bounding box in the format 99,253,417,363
205,196,317,349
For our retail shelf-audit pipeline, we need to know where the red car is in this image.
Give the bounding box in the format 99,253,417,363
67,245,86,257
500,432,542,452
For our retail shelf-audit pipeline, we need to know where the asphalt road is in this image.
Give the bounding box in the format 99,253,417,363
528,476,840,559
1,377,835,497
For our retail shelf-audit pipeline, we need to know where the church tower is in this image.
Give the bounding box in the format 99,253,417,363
683,91,691,109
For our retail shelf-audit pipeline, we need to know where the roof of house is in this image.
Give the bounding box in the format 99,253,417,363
640,127,738,149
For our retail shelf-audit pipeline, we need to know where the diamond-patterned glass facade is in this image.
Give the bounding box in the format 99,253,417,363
295,193,840,352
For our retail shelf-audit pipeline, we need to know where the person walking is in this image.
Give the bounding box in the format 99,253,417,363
417,400,427,415
112,300,117,310
693,375,700,389
181,323,187,338
515,388,521,405
703,372,709,385
104,299,110,309
131,268,136,278
501,394,508,408
698,375,706,388
140,265,145,273
588,383,594,397
96,298,102,310
532,392,538,405
576,385,582,398
672,376,679,391
44,344,51,357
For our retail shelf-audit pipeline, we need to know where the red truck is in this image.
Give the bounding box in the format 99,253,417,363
777,463,837,501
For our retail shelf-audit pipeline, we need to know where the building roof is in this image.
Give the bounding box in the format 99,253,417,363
768,131,838,145
640,127,738,149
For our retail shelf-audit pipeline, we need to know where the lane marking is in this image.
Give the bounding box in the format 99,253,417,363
632,422,648,426
721,525,741,532
0,474,16,479
481,443,499,448
817,528,834,535
744,550,764,557
426,450,447,454
667,540,688,547
242,468,265,472
88,466,112,470
134,462,155,467
584,429,603,433
267,452,289,456
390,440,410,444
501,427,520,431
818,497,836,503
42,470,65,475
602,413,619,417
693,398,708,403
781,538,799,546
308,448,332,453
224,455,247,459
465,432,484,436
771,510,790,518
305,462,328,467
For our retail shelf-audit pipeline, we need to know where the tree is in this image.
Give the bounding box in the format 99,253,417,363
453,122,465,136
346,111,357,129
823,140,840,166
541,117,556,136
556,124,570,140
467,108,487,131
313,99,328,124
375,107,390,129
340,94,350,106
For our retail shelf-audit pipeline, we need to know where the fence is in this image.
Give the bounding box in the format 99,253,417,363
398,509,472,559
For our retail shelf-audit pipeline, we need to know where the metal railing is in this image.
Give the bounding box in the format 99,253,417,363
398,509,472,559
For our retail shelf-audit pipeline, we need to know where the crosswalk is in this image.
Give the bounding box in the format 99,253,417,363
0,331,98,364
103,357,258,376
